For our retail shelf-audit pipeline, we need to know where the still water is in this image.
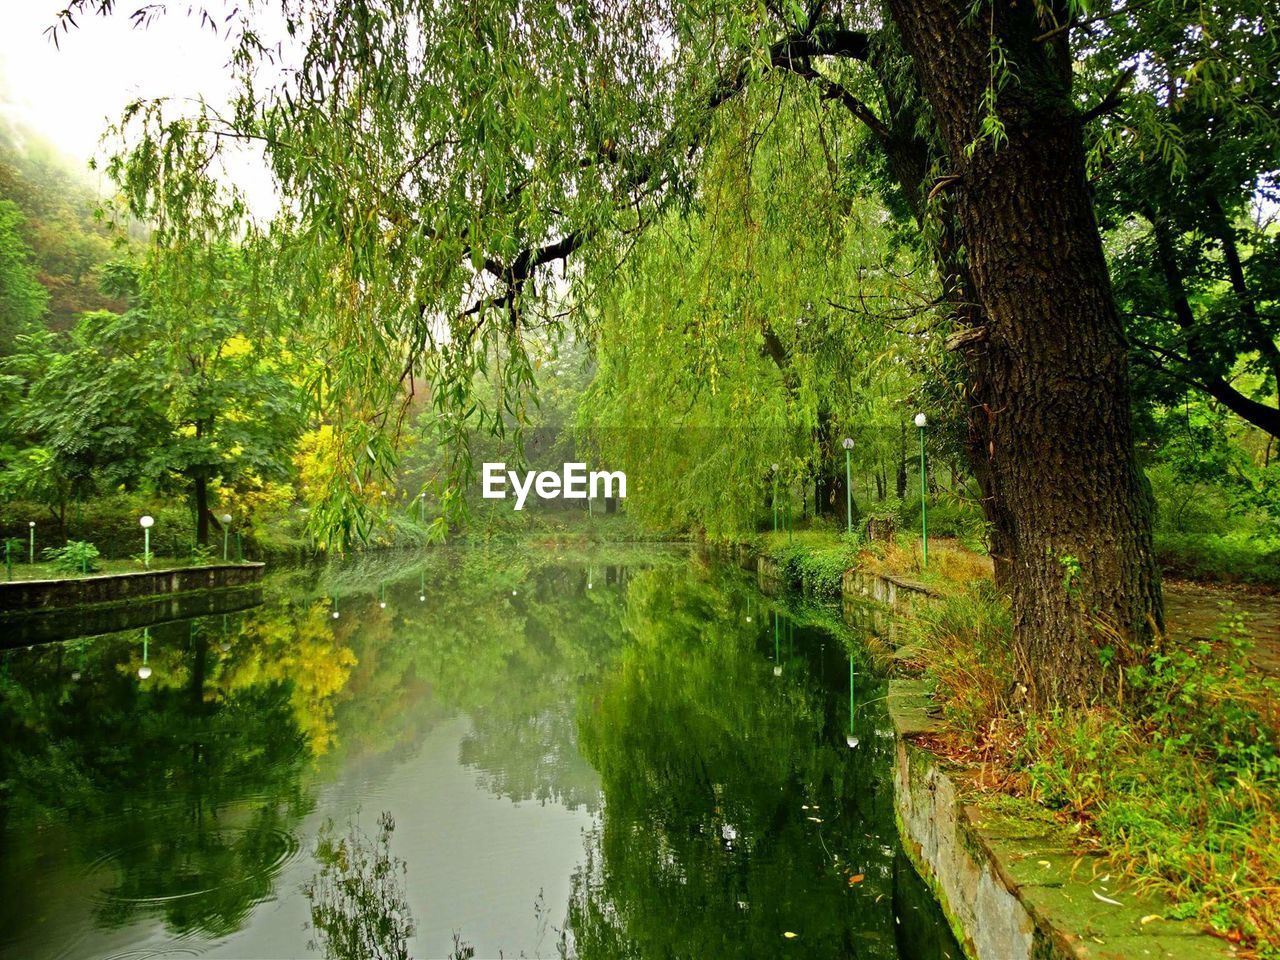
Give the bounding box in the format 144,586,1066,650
0,548,958,960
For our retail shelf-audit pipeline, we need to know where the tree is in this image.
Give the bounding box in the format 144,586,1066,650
56,0,1276,704
1082,0,1280,438
0,118,123,329
583,88,930,537
6,252,307,545
0,199,48,354
2,318,168,530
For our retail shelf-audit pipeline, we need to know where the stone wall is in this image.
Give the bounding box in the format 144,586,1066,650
2,585,264,646
0,563,265,614
842,567,938,613
888,679,1232,960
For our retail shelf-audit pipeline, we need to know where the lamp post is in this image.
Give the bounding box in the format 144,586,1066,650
219,513,233,562
771,463,779,533
914,413,928,569
379,581,387,609
773,611,782,677
139,515,154,569
847,656,859,748
842,437,854,534
28,521,35,565
419,570,426,602
138,627,152,680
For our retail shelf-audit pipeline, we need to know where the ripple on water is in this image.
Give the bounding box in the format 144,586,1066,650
82,826,300,908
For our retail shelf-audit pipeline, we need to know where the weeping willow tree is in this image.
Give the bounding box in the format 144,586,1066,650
580,83,934,537
54,0,1279,705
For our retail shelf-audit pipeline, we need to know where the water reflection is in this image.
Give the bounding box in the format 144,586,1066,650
0,614,315,946
566,564,945,959
0,549,956,960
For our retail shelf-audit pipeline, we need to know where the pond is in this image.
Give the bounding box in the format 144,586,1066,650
0,548,959,960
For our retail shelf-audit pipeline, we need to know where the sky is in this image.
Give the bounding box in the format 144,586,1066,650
0,0,276,211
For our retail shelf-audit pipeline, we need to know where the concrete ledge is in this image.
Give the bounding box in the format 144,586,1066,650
757,553,785,592
888,679,1232,960
0,563,265,614
1,585,264,646
844,567,939,613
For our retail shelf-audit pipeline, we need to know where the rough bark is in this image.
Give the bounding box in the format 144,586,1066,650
194,473,212,548
885,0,1163,705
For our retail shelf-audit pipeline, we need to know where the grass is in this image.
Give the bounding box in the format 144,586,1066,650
757,529,862,599
857,536,993,595
752,526,994,600
904,586,1280,953
1156,531,1280,588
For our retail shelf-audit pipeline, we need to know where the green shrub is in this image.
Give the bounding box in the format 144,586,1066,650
41,540,101,574
1149,463,1236,537
764,533,861,599
1155,531,1280,586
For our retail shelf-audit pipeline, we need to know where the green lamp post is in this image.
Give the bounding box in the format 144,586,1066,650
847,656,860,748
771,463,779,532
219,513,233,561
914,412,928,568
139,515,154,569
28,521,35,565
841,437,854,534
138,627,152,680
773,610,782,677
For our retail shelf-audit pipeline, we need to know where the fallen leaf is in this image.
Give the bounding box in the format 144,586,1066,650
783,932,797,939
1037,860,1051,868
1092,890,1123,906
848,874,865,885
1140,915,1161,925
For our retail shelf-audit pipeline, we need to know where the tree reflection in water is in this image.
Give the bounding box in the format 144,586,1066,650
299,557,957,960
0,595,357,943
304,812,416,960
0,550,957,959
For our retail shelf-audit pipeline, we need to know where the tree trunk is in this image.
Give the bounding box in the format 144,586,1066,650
813,409,842,518
885,0,1163,706
895,430,908,500
194,474,212,547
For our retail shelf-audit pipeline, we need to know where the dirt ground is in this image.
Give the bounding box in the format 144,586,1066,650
1164,580,1280,678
